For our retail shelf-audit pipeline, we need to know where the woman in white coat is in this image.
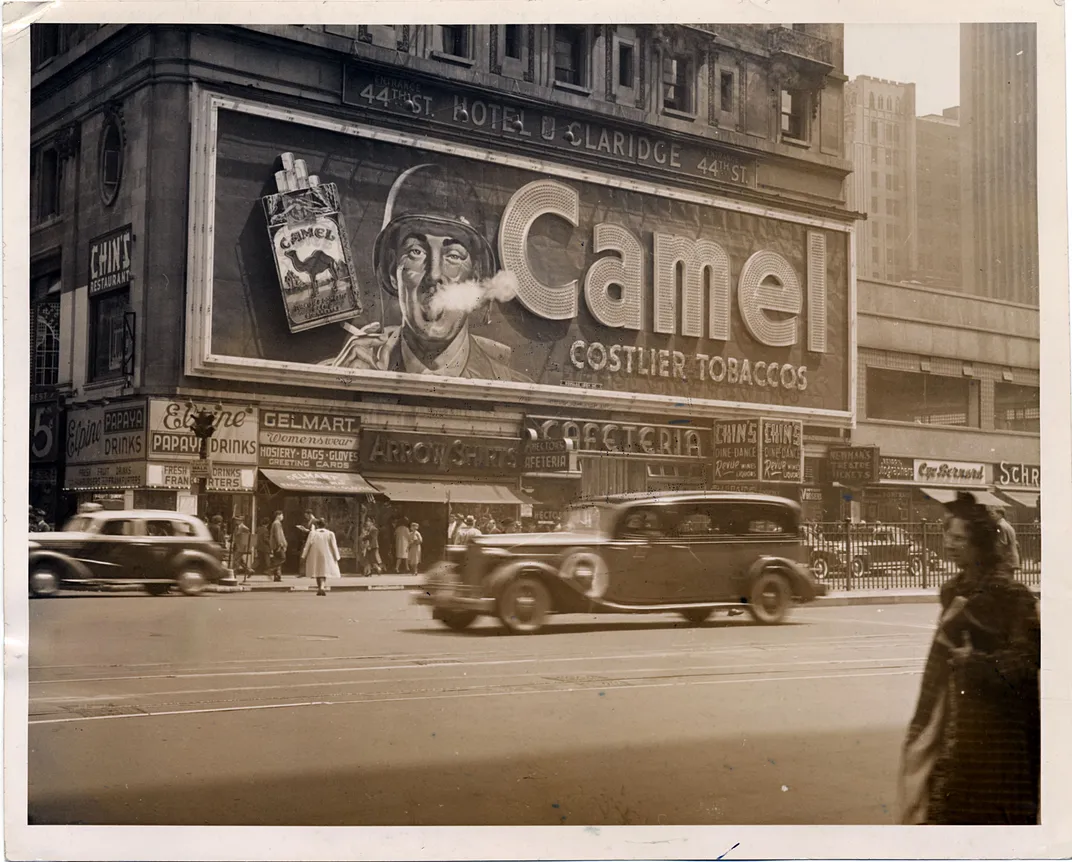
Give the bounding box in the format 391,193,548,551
301,518,341,596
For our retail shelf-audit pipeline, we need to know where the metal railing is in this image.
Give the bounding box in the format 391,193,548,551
768,26,834,67
802,521,1041,592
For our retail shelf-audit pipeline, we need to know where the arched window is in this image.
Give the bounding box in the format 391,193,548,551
868,92,875,109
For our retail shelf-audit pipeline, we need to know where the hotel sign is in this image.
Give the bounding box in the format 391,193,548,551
342,66,757,189
88,225,133,296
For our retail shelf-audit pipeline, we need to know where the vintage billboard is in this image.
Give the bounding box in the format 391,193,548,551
188,92,854,423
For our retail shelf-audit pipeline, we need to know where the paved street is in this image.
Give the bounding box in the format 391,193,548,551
27,590,938,826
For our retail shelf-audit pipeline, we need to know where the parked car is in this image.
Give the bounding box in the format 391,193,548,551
804,523,938,579
28,510,227,598
414,491,825,634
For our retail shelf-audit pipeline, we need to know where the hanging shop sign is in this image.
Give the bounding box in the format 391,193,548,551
361,430,522,478
759,419,803,483
524,416,710,460
828,445,880,484
189,94,852,424
258,408,361,471
146,462,256,492
520,438,574,473
994,461,1040,489
146,399,258,465
88,225,133,296
913,459,986,486
879,456,914,482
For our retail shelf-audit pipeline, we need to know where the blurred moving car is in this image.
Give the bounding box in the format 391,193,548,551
414,491,825,634
803,523,939,579
28,510,226,597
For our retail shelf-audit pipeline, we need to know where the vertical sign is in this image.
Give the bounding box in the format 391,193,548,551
759,418,803,483
711,419,759,482
88,225,133,295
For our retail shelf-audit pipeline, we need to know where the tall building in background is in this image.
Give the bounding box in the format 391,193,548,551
914,106,962,288
844,75,917,283
960,23,1038,306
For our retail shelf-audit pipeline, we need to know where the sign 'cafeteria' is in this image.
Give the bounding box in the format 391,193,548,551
205,104,851,417
361,431,521,477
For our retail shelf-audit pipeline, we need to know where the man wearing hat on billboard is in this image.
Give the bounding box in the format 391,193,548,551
322,163,531,383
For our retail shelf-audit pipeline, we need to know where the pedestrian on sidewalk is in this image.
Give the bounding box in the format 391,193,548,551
231,515,252,579
394,518,412,574
254,517,271,573
360,516,383,575
295,510,316,577
897,491,1039,825
268,510,287,582
302,518,340,596
407,522,423,575
989,505,1021,573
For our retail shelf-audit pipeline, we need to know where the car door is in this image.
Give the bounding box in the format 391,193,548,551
601,506,681,603
665,502,730,602
90,517,146,580
140,518,190,579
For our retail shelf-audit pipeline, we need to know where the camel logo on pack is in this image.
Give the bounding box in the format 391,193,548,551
262,152,362,332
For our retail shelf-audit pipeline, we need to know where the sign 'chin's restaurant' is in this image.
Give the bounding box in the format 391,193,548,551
187,91,853,425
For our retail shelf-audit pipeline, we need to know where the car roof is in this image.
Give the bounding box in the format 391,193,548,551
81,510,203,521
578,491,802,509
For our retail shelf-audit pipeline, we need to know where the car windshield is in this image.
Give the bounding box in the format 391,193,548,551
560,504,611,533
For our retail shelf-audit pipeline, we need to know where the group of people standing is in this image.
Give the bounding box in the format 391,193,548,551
356,514,423,576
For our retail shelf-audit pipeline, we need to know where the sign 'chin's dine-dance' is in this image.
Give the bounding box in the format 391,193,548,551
195,95,852,420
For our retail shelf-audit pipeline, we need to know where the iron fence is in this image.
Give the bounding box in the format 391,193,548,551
803,521,1041,592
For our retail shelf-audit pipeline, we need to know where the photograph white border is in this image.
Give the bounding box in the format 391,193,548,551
4,1,1070,860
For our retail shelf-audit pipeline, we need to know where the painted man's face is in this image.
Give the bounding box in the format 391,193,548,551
394,233,475,352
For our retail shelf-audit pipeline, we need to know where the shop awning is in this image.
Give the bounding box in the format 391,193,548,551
999,489,1040,509
920,487,1007,507
371,480,534,506
259,468,381,495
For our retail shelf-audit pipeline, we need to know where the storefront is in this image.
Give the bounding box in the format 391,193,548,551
852,456,993,523
254,406,369,573
994,460,1041,523
357,429,530,565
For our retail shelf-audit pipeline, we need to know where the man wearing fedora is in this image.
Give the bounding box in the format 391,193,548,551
322,163,531,382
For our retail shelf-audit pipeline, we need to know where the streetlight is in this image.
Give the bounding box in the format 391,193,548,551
184,402,224,512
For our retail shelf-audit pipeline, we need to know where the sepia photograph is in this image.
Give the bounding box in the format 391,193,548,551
3,1,1070,859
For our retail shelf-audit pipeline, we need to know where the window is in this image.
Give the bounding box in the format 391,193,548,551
885,149,892,166
885,175,892,190
30,261,61,388
869,119,878,140
894,150,901,167
31,24,61,69
619,508,666,538
618,42,635,88
868,92,875,109
891,199,899,216
504,24,522,60
993,382,1040,432
870,170,878,186
439,25,471,58
866,367,971,426
147,520,177,537
99,115,123,206
554,25,588,87
780,90,807,140
31,146,62,223
100,519,135,537
871,247,880,265
90,288,130,381
871,195,878,211
893,174,900,191
886,249,895,265
662,54,692,112
871,221,879,238
870,148,877,164
719,70,735,113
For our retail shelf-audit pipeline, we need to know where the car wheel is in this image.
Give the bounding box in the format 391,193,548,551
680,608,713,625
747,571,791,625
175,569,206,597
145,583,171,596
811,556,829,580
497,575,552,634
909,557,923,577
850,556,868,577
29,565,61,598
435,610,478,631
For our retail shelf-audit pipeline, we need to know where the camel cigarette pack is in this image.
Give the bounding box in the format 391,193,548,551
262,181,362,333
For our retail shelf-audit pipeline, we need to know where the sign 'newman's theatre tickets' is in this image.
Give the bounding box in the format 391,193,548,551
196,96,851,421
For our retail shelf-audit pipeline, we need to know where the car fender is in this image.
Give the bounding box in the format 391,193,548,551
745,555,814,599
170,548,224,578
484,559,562,601
28,549,91,580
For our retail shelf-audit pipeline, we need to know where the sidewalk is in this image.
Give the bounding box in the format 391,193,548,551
218,574,1040,605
